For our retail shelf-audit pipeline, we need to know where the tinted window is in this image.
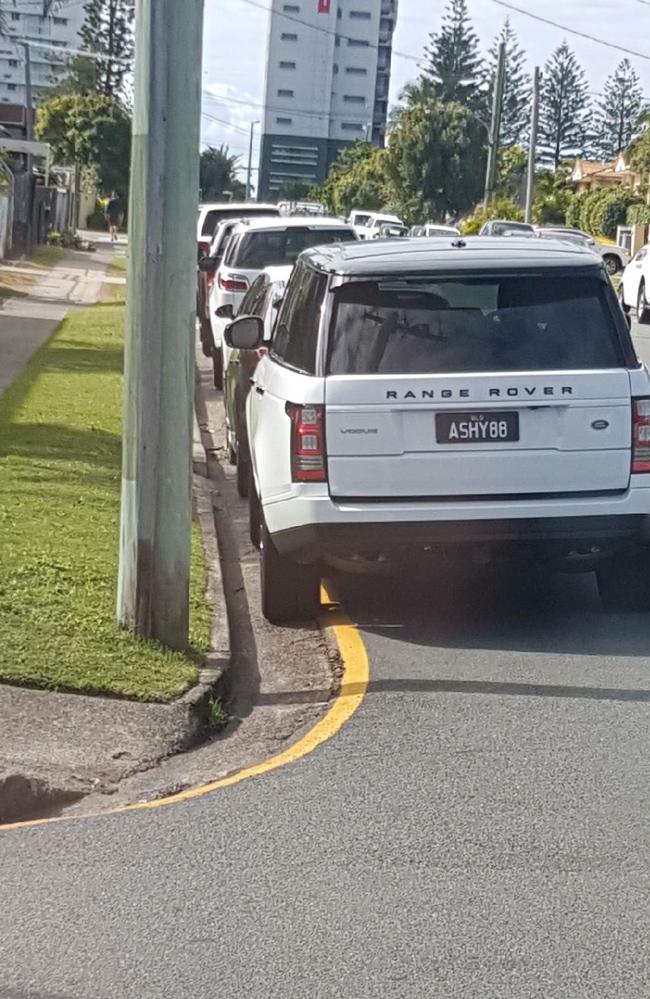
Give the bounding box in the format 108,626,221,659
201,207,279,236
238,274,268,317
272,262,326,374
234,228,356,268
327,275,622,375
491,222,533,235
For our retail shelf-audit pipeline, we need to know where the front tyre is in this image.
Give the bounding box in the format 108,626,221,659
260,521,320,623
617,284,630,315
597,549,650,611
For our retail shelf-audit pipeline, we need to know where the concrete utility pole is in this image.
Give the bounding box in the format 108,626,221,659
19,41,34,253
117,0,204,650
246,120,259,200
525,67,541,224
484,40,506,206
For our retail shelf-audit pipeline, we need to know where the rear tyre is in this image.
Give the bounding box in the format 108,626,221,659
637,282,650,324
597,549,650,611
603,254,620,276
199,318,213,358
227,443,237,466
260,521,320,624
248,472,261,549
212,347,224,391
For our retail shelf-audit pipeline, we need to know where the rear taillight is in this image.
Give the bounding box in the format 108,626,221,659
218,273,249,292
632,398,650,473
286,403,327,482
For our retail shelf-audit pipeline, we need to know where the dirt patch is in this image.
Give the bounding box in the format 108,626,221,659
0,773,86,825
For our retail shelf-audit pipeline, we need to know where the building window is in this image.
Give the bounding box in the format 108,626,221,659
350,10,371,17
279,60,296,69
53,16,67,25
7,83,16,91
333,63,339,74
335,35,340,46
347,38,369,46
281,32,297,40
341,122,363,132
277,88,294,97
345,67,367,75
283,3,300,9
8,60,17,67
337,7,342,17
343,95,365,104
11,12,20,20
276,116,292,125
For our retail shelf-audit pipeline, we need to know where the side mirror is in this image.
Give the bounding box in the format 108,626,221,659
224,314,264,350
215,303,235,320
272,297,283,311
198,255,218,273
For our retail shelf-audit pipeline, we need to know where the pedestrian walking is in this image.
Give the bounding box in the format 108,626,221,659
105,191,122,243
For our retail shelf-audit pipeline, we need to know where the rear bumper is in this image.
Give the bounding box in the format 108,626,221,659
263,485,650,560
273,515,647,559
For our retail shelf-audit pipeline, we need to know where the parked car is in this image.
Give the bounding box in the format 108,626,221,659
222,266,291,497
353,212,405,240
478,220,535,237
619,243,650,321
210,215,358,389
535,226,629,275
196,202,280,368
231,236,646,623
408,223,461,238
377,223,408,239
198,217,247,363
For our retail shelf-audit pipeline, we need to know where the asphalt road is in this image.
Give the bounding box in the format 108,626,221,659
1,323,650,998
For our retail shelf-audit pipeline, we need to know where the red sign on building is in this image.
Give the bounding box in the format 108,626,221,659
318,0,331,12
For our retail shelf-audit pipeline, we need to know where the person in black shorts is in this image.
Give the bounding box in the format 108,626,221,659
106,191,122,242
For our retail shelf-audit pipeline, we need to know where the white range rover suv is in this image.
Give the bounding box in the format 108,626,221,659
226,237,650,623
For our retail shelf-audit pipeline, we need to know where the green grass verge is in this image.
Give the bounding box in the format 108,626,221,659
0,303,210,701
30,245,66,268
101,258,127,304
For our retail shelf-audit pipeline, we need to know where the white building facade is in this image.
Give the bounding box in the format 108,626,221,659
0,0,85,106
259,0,397,200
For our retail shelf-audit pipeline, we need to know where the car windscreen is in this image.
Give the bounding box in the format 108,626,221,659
327,274,623,375
233,228,356,268
201,208,279,236
492,222,533,235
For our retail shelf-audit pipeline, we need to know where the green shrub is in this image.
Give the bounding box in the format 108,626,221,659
627,204,650,226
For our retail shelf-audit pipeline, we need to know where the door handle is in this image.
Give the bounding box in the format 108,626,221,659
255,386,265,396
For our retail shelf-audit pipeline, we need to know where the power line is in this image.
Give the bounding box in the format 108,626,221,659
235,0,423,65
202,89,370,125
490,1,650,62
201,111,251,135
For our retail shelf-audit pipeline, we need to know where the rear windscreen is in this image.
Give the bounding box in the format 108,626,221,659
201,208,279,236
234,228,356,268
327,275,623,375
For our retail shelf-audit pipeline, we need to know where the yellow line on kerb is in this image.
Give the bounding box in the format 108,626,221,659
1,583,369,833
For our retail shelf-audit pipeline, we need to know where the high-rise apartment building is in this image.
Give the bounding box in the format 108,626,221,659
0,1,85,106
258,0,397,201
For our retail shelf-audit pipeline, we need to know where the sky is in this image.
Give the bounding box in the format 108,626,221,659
200,0,650,184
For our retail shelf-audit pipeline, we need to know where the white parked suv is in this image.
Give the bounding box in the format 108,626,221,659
210,216,357,386
226,236,650,623
351,211,405,240
619,243,650,321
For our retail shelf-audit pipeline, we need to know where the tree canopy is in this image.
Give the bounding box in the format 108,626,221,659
199,146,245,201
420,0,483,110
36,93,131,194
539,42,591,168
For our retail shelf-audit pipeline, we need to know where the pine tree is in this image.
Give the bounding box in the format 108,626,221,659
539,42,591,168
421,0,483,109
595,59,644,160
485,19,531,147
79,0,135,100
